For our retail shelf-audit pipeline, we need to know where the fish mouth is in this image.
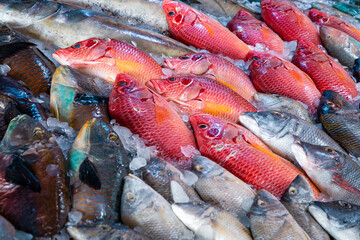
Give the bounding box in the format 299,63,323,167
52,49,70,66
291,143,311,169
146,79,166,95
163,58,175,69
239,113,260,134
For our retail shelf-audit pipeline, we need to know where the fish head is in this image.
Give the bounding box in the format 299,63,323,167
163,53,212,75
291,142,344,172
250,189,287,218
163,0,196,28
309,9,330,25
112,74,152,100
247,51,282,69
147,76,193,97
320,26,346,47
235,9,253,19
172,202,209,229
260,0,290,12
192,155,221,178
67,225,112,239
52,38,110,66
253,93,293,109
281,175,315,204
296,39,318,57
319,90,358,115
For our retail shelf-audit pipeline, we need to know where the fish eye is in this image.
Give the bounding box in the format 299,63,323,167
273,112,284,118
299,47,305,50
33,127,44,136
288,187,297,195
339,201,352,209
108,132,119,142
325,147,335,154
180,56,189,60
198,124,208,129
275,95,281,99
118,81,127,86
253,57,259,60
326,101,335,107
326,36,331,39
73,43,81,49
169,11,175,16
97,225,111,231
257,199,266,207
126,193,136,202
195,165,205,172
168,77,176,81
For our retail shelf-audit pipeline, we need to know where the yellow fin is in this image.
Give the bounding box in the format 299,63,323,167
202,102,233,116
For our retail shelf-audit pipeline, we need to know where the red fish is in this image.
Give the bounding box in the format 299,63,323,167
147,75,257,123
53,38,164,84
162,0,250,60
163,53,257,101
227,9,284,54
261,0,322,45
309,8,360,43
190,113,319,198
292,39,357,102
109,74,197,170
247,51,321,114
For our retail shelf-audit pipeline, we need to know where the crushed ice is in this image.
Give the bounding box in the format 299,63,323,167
171,181,190,203
181,170,198,186
67,210,82,226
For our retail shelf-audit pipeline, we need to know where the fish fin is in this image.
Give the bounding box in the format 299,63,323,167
114,60,142,72
330,62,349,83
153,95,171,125
288,70,305,88
201,102,234,115
261,27,271,41
333,173,360,194
215,78,238,92
79,156,101,190
5,155,41,193
195,16,216,37
74,93,109,105
0,42,36,60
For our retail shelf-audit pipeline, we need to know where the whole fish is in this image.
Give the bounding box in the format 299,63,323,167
319,90,360,158
163,53,257,101
53,38,164,84
148,75,257,123
320,26,360,69
190,113,318,198
292,39,357,102
247,51,321,114
162,0,250,60
69,118,129,224
0,115,70,237
309,8,360,43
109,74,197,170
292,141,360,205
227,9,284,54
249,189,311,240
0,0,195,59
50,66,110,131
281,175,330,240
308,200,360,240
253,93,314,123
261,0,321,45
0,95,19,140
67,224,151,240
193,155,256,222
0,215,16,240
0,25,55,96
141,157,200,203
0,75,46,121
239,111,346,163
121,174,193,240
172,202,252,240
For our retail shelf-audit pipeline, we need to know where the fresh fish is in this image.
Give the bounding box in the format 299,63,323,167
292,141,360,205
309,8,360,43
249,189,311,240
253,93,314,123
53,38,164,84
190,113,319,198
0,215,16,240
261,0,321,45
109,74,197,170
319,90,360,158
308,200,360,240
333,2,360,17
172,202,252,240
192,155,256,222
0,115,70,237
121,174,193,240
292,39,357,102
0,75,46,121
141,157,200,203
320,26,360,69
50,66,110,131
67,224,151,240
353,58,360,82
148,75,257,123
239,111,346,163
281,175,330,240
247,51,321,114
0,95,19,140
162,0,250,60
163,53,257,101
0,0,196,59
227,9,284,54
69,118,129,224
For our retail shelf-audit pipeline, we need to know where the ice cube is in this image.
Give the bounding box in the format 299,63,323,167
181,170,198,186
129,157,147,170
171,181,190,203
67,211,82,226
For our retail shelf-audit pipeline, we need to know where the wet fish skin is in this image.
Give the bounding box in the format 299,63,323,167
320,26,360,69
141,157,200,203
292,141,360,205
353,58,360,82
281,175,330,240
253,93,314,123
121,174,193,240
0,215,16,240
163,52,257,101
172,202,252,240
319,90,360,157
249,189,311,240
148,75,257,123
0,114,70,237
333,2,360,17
239,111,345,163
0,95,20,140
192,155,256,222
163,0,250,60
308,200,360,240
261,0,321,45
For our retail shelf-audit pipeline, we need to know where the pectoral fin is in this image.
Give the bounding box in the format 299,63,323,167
333,173,360,195
79,156,101,190
0,42,35,60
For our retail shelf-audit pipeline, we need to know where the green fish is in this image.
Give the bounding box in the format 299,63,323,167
333,2,360,17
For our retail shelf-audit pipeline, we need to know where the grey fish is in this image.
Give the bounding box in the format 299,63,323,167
309,200,360,240
121,174,193,240
239,111,345,163
249,189,310,240
281,175,330,240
